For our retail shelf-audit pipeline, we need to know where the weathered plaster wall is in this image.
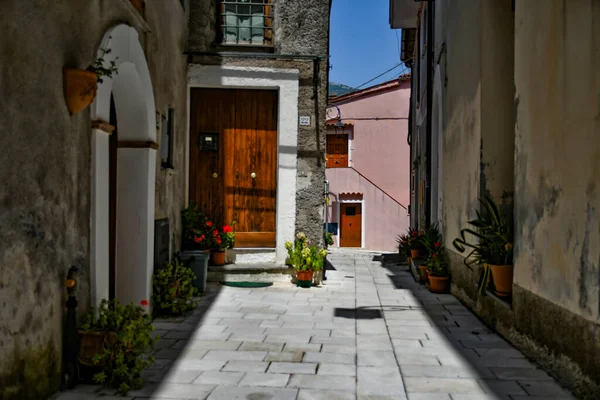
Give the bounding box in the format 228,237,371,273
187,0,331,246
480,0,514,202
513,0,600,322
435,2,482,258
0,1,188,398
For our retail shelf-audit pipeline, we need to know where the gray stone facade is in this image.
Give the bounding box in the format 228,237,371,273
0,1,189,398
187,0,331,247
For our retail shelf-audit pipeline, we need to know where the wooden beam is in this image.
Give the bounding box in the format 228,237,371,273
117,140,159,150
91,120,115,135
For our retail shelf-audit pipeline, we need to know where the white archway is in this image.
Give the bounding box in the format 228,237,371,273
90,24,156,309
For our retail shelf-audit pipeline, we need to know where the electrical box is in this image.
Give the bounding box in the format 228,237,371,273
199,132,219,151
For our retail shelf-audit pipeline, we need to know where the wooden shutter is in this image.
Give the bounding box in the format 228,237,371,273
264,1,273,45
326,134,349,168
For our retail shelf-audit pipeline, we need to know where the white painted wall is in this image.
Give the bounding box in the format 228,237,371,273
187,65,300,264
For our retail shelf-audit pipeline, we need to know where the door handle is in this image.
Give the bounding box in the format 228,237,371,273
235,171,239,179
250,172,256,179
212,172,218,178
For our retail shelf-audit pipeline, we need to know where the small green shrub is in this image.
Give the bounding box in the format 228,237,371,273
285,232,327,272
79,299,156,395
152,257,198,316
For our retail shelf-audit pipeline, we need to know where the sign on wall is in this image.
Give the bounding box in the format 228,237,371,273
299,115,311,126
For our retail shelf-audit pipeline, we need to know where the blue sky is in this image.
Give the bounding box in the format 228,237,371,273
329,0,408,88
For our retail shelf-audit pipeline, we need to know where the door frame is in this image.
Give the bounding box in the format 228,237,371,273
336,199,366,249
186,65,300,263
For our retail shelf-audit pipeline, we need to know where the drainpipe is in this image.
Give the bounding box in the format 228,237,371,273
425,0,434,228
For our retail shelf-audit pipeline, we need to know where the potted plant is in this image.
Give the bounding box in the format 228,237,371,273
285,232,327,288
211,223,235,266
396,232,412,262
78,299,157,395
452,196,514,297
64,46,118,115
426,247,451,293
180,205,212,292
417,223,443,282
408,227,427,259
152,256,198,316
323,230,334,246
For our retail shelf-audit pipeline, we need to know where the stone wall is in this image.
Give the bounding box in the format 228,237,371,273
187,0,331,246
0,1,189,398
431,1,600,397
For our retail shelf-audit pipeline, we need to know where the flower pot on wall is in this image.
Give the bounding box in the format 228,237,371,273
296,271,314,288
211,250,226,266
488,264,513,296
63,68,98,115
428,276,450,294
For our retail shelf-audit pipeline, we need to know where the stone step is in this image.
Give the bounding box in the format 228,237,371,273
207,262,294,283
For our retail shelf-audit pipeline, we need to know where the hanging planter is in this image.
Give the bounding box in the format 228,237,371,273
64,45,118,115
63,69,98,115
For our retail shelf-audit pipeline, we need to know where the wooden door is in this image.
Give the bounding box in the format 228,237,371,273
326,134,349,168
340,203,362,247
189,88,278,248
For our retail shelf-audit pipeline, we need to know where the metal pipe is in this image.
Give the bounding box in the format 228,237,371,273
425,0,434,228
323,180,329,281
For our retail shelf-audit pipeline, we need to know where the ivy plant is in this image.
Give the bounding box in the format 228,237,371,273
87,46,119,84
79,299,157,395
152,257,198,316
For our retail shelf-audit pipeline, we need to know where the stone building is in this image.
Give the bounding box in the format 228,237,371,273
0,0,330,398
390,0,600,398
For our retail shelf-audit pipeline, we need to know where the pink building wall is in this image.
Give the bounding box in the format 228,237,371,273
325,79,411,252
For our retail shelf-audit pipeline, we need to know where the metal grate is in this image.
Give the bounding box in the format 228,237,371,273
219,0,274,46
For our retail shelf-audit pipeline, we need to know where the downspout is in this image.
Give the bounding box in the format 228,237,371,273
425,0,434,227
407,63,413,220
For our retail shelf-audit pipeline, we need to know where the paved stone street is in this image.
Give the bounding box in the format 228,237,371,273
57,250,575,400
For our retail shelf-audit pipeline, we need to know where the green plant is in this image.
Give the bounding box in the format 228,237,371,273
215,223,235,250
323,231,334,246
79,299,157,395
87,46,119,83
426,247,450,277
182,205,213,250
452,195,513,295
420,223,443,256
406,227,426,250
152,257,198,316
396,232,411,258
285,232,327,272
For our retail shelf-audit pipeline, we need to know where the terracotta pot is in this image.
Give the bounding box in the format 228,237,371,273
489,264,513,296
63,68,98,115
411,248,425,259
428,275,450,294
78,330,112,366
296,270,314,288
418,265,429,282
211,250,226,266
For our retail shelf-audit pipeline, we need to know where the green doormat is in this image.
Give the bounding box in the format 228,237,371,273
220,282,273,288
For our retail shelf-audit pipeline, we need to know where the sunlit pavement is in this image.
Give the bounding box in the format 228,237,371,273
57,249,575,400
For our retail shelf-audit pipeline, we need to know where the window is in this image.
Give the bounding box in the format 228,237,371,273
219,0,274,46
161,108,175,169
326,134,349,168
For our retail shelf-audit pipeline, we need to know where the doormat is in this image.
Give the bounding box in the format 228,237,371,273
220,282,273,288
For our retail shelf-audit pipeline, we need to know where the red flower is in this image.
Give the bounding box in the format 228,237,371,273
140,300,149,306
432,253,437,259
216,237,222,244
206,221,213,227
411,231,417,237
434,242,441,248
223,225,233,233
194,236,202,243
213,229,219,237
418,229,425,236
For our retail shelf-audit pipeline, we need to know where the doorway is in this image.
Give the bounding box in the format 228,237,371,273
340,202,362,247
189,88,278,248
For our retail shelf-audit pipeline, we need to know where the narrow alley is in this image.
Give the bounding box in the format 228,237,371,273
56,250,574,400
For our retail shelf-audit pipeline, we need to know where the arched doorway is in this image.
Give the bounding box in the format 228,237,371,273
89,24,156,309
